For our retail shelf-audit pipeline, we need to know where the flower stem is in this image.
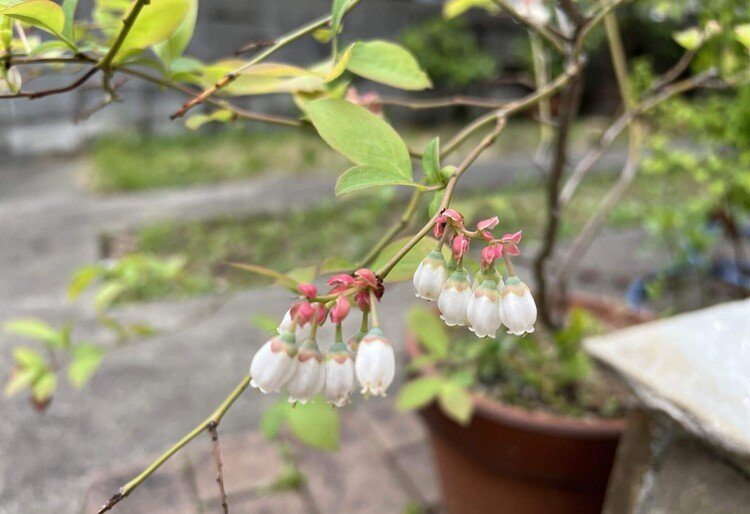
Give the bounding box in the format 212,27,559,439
503,253,516,277
360,309,369,333
335,322,343,342
368,291,379,328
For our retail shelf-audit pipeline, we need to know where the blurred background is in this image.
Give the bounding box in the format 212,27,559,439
1,1,749,513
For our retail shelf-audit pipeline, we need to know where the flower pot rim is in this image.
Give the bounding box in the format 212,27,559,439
405,293,652,439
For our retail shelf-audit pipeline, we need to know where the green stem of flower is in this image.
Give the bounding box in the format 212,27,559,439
360,309,369,333
368,291,380,328
96,375,252,514
335,322,344,342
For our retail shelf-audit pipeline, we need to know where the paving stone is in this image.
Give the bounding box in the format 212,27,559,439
190,432,286,503
82,457,198,514
292,412,415,514
391,441,442,508
217,491,312,514
357,397,427,452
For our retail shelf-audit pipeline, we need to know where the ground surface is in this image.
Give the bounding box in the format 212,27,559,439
0,147,669,514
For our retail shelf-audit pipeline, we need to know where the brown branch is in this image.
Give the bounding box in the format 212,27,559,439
234,39,275,56
0,67,97,100
208,422,229,514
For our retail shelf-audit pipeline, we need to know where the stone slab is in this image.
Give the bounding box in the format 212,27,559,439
223,491,312,514
391,441,442,508
356,397,427,452
585,299,750,458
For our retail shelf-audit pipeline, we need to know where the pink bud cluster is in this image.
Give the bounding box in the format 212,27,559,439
249,270,394,407
414,210,536,338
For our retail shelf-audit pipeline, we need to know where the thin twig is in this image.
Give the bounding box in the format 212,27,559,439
234,39,275,56
208,423,229,514
171,0,364,119
490,0,567,53
98,0,152,71
97,375,251,514
0,67,97,100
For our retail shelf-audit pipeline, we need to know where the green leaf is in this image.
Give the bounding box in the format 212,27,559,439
287,397,340,451
113,0,191,64
32,371,56,401
68,265,102,300
330,0,349,38
735,24,750,49
407,307,449,358
13,346,46,370
4,367,37,397
5,319,62,347
185,109,233,130
306,98,412,178
673,27,702,51
319,256,356,274
284,265,317,284
61,0,78,41
260,400,289,440
227,262,299,291
201,60,324,95
251,314,279,334
335,165,421,195
396,376,443,411
438,382,474,425
0,0,65,37
94,281,126,310
153,0,197,67
428,190,444,218
371,236,439,283
67,343,105,388
443,0,498,19
422,137,441,184
346,40,432,90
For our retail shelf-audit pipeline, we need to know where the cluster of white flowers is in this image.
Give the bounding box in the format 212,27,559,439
248,271,395,407
413,210,537,338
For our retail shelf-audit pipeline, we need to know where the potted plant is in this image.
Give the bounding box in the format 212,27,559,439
2,1,748,513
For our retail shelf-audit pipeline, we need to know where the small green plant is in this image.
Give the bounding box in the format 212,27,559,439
397,305,614,423
400,17,498,89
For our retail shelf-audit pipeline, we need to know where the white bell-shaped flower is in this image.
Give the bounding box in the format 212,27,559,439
324,340,355,407
355,328,395,397
413,250,448,301
511,0,551,25
438,268,472,326
499,277,537,336
287,340,326,404
278,308,312,343
472,268,504,291
467,279,502,338
1,66,22,94
249,332,298,393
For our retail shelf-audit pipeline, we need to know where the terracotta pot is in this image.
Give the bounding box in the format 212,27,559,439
405,294,652,514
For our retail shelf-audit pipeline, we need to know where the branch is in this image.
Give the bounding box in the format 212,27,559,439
375,119,507,280
208,423,229,514
0,66,97,100
490,0,567,53
442,59,583,157
96,375,251,514
98,0,151,71
171,0,363,119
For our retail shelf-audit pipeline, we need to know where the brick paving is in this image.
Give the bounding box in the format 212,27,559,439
82,401,441,514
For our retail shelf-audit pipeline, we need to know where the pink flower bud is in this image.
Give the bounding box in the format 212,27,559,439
452,234,470,261
297,283,318,299
290,301,315,326
502,231,523,244
355,290,370,311
443,209,463,223
480,245,503,269
313,303,327,325
355,268,378,288
330,295,351,323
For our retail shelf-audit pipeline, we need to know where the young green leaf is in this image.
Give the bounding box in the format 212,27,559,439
346,40,432,90
422,137,442,184
396,376,444,411
735,24,750,49
68,343,106,388
251,314,280,334
4,368,37,397
13,346,46,370
306,98,412,178
185,109,233,130
286,398,340,451
673,27,702,51
330,0,349,38
335,165,421,196
0,0,65,38
112,0,191,64
153,0,197,67
438,382,474,425
5,318,62,347
407,307,449,358
61,0,79,41
260,400,290,440
318,255,356,274
68,265,102,300
33,371,57,401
